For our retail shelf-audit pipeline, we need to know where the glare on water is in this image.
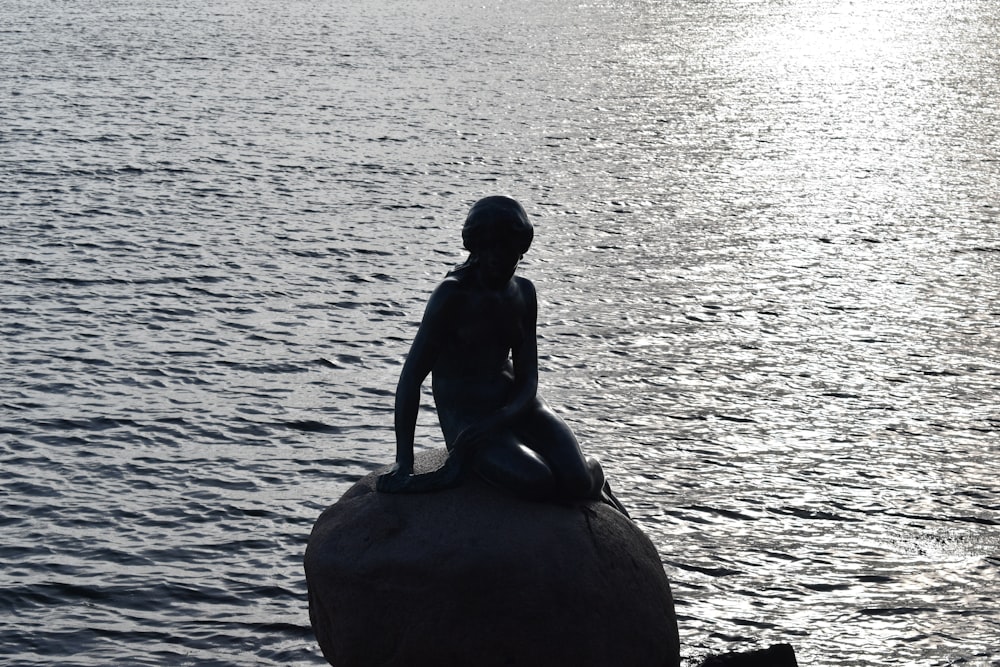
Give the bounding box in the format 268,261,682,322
1,0,998,666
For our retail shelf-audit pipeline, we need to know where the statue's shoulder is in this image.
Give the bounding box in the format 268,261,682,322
423,276,467,317
432,275,466,299
440,274,465,288
513,275,537,300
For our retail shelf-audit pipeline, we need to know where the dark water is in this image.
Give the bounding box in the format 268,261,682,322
2,0,998,665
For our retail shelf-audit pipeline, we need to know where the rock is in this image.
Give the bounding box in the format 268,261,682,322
701,643,799,667
305,449,681,667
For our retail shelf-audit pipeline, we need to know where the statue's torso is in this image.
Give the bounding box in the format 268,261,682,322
430,276,529,443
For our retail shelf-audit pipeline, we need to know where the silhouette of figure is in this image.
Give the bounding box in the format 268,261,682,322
377,196,626,514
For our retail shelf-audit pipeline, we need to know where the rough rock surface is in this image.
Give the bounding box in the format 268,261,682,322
701,643,799,667
305,448,680,667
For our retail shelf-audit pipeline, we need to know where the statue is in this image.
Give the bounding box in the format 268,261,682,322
376,196,627,514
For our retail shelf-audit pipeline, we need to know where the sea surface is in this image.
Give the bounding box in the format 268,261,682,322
2,0,998,665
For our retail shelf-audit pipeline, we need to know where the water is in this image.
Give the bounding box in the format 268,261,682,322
2,0,998,664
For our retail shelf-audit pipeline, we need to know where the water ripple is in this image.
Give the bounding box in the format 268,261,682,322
2,0,999,665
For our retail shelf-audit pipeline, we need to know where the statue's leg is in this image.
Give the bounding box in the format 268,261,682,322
471,432,555,501
514,399,596,500
519,398,631,516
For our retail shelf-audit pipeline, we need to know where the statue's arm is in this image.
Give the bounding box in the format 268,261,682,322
505,277,540,418
380,282,454,490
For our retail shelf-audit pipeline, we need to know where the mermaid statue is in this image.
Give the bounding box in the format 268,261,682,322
376,196,626,515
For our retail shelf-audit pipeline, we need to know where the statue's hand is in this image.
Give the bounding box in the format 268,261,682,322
376,454,465,493
376,462,413,493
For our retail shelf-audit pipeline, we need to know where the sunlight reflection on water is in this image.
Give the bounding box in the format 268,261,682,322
1,0,998,665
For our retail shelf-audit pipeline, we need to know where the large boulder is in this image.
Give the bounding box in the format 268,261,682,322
305,448,680,667
701,644,798,667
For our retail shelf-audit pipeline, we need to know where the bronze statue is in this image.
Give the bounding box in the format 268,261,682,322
377,196,626,514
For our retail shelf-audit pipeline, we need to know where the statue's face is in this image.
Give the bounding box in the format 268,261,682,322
478,244,522,288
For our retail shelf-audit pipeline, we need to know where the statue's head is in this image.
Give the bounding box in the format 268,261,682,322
462,196,533,257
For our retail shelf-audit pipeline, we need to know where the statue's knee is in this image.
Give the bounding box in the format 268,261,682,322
475,451,553,500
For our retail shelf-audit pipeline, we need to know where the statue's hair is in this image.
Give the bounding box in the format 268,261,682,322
461,196,533,255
